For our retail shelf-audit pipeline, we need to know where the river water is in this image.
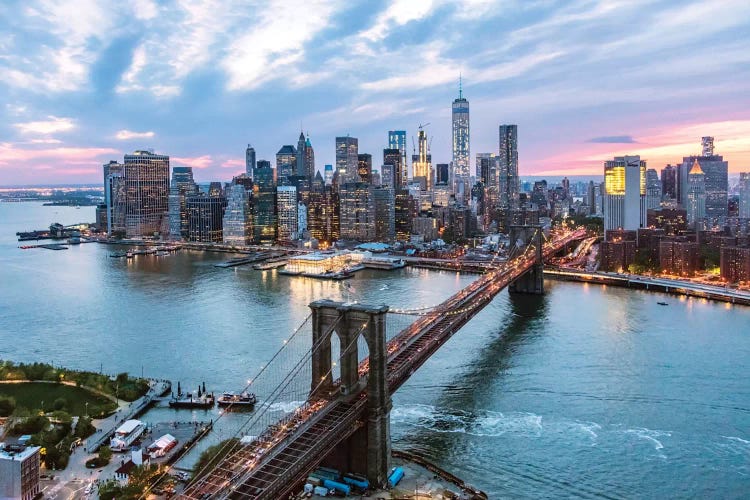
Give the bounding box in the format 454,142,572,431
1,202,749,498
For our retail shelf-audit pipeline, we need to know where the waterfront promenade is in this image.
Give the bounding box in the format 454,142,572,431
545,267,750,306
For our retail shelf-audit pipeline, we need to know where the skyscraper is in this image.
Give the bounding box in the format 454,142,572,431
335,136,358,184
304,135,315,180
678,137,728,219
167,166,197,240
357,154,372,184
498,125,519,209
476,153,497,214
646,168,662,210
186,193,227,243
436,163,450,185
276,145,297,185
339,182,375,241
276,185,298,241
222,184,252,245
253,160,276,244
296,132,307,177
661,164,677,199
372,187,395,242
740,172,750,219
686,159,706,224
103,160,124,236
388,131,408,184
110,150,171,238
383,148,403,189
452,77,470,186
603,155,647,238
245,144,256,178
324,164,333,185
412,126,432,190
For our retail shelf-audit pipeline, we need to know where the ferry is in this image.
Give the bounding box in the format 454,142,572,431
126,251,134,258
217,391,257,408
657,301,669,306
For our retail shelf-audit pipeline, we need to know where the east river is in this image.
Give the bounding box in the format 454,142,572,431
1,202,749,498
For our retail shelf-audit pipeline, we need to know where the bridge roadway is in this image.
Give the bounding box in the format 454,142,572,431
183,229,588,499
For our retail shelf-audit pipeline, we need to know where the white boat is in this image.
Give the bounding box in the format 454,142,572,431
217,391,257,408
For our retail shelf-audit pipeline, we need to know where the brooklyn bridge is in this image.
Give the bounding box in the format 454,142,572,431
177,226,588,499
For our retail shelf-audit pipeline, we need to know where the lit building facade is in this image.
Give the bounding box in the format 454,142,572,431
167,166,198,240
336,136,359,184
253,160,277,245
452,79,470,188
603,155,647,239
686,159,706,224
388,131,408,184
339,182,375,241
498,125,519,209
276,185,299,241
412,126,432,190
721,246,750,283
646,168,662,209
739,172,750,219
382,148,403,189
276,145,297,185
324,164,333,186
186,194,227,243
679,137,728,219
372,186,395,242
357,154,372,184
222,184,253,245
106,151,171,238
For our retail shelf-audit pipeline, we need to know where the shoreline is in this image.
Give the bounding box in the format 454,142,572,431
545,268,750,307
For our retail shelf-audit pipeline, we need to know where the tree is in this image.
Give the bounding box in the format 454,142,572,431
53,398,67,411
98,445,113,463
0,396,15,417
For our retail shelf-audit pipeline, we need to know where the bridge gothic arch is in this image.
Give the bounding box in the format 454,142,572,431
309,299,392,487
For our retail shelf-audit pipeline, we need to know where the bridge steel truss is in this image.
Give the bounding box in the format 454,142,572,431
183,228,587,500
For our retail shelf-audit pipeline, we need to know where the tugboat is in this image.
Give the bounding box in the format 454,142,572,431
217,391,257,409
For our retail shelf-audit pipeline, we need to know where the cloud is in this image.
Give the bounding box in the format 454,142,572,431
173,155,214,169
115,130,156,140
221,159,244,168
358,0,434,42
14,116,76,135
587,136,637,144
0,142,117,164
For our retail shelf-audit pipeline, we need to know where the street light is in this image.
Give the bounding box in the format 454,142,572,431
85,402,89,418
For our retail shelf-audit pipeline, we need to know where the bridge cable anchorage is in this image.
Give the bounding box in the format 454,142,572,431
191,319,372,499
181,314,342,497
141,312,314,499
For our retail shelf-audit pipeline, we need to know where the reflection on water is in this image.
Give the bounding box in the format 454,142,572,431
2,203,750,497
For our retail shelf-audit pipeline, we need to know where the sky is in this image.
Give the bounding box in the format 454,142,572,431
1,0,749,186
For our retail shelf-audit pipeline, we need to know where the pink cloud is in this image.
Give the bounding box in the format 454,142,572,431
529,119,750,176
172,155,213,169
221,159,244,168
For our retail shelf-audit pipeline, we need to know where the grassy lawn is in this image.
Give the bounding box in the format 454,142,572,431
0,382,117,417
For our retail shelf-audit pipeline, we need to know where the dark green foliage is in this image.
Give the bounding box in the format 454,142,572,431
193,438,240,481
12,414,49,435
0,396,15,416
75,416,96,439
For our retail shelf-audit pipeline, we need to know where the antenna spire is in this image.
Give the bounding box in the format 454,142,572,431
459,73,463,99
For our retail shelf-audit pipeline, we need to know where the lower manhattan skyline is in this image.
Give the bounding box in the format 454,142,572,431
1,0,750,185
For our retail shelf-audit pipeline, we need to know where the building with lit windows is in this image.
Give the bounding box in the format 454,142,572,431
721,246,750,283
276,185,298,241
339,182,375,242
686,159,706,224
739,172,750,219
452,78,470,188
336,136,359,183
382,149,403,189
1,444,40,500
498,125,519,209
357,154,372,184
222,184,252,245
412,126,432,190
107,151,170,238
388,131,408,184
678,137,728,218
660,239,700,276
646,168,661,209
167,166,198,240
253,160,276,245
276,145,297,185
186,193,227,243
603,155,647,239
395,189,414,241
324,164,333,185
372,186,395,242
476,153,498,214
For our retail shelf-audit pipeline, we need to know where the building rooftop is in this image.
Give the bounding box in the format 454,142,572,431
0,445,40,461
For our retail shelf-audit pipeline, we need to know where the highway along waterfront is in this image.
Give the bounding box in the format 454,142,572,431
2,202,750,497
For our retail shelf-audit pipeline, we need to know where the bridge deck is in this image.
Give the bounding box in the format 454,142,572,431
183,229,587,499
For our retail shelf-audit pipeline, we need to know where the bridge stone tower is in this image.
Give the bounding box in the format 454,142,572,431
508,225,544,294
309,300,392,487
